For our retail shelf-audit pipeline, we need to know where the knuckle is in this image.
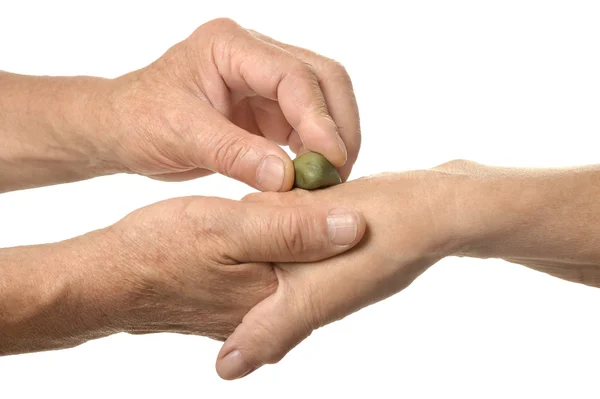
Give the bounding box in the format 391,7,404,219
288,60,318,81
242,192,284,205
434,159,480,173
211,133,251,176
193,19,245,56
276,211,313,258
246,28,261,38
203,17,240,33
323,59,352,84
178,197,230,246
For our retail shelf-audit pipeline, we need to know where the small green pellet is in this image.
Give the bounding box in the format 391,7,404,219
292,152,342,190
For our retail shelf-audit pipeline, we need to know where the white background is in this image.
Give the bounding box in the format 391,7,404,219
1,0,600,398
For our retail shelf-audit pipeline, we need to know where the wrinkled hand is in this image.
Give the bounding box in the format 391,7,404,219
216,170,467,379
79,196,365,342
0,197,365,355
98,18,360,190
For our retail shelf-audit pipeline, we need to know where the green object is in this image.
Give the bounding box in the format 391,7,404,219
292,152,342,190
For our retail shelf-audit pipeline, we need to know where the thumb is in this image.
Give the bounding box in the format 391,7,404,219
226,202,366,263
194,112,295,191
215,285,314,380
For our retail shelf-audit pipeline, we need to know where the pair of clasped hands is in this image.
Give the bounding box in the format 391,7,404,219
3,19,484,379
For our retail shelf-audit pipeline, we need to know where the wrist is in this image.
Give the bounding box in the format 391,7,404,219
41,75,126,175
0,233,123,354
60,228,141,335
451,165,600,264
442,164,550,259
0,73,127,191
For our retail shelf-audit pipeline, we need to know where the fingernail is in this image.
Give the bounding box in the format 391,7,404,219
327,208,359,246
336,134,348,164
218,350,254,380
256,155,285,192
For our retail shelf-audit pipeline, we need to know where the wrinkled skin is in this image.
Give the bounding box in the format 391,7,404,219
0,196,364,354
100,18,360,190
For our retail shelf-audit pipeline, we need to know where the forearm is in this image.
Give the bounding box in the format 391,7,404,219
454,164,600,287
0,72,123,193
0,231,125,355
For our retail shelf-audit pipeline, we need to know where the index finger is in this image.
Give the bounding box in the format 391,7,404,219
203,19,348,167
248,30,361,181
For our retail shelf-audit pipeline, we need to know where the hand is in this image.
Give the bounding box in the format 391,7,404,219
215,160,600,379
98,18,360,190
0,196,364,355
215,170,468,379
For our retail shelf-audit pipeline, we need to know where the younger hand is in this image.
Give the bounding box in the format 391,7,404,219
216,170,465,379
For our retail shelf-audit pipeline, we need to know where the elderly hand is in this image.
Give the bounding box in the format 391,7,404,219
0,197,364,354
0,18,359,192
97,18,359,189
215,169,468,379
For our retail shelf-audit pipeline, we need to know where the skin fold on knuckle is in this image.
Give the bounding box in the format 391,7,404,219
192,18,240,47
274,210,319,260
203,18,241,33
321,59,354,88
281,61,321,102
210,132,253,176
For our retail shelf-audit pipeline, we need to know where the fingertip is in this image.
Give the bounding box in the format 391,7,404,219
280,156,296,192
287,130,306,155
256,154,295,192
297,118,347,168
337,160,354,182
216,337,258,381
336,132,349,165
216,349,256,380
316,132,347,168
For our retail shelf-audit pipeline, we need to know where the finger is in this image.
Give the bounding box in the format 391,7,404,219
215,245,431,380
208,19,347,167
225,202,365,263
215,289,311,380
249,31,361,181
247,96,294,145
287,130,306,155
188,108,295,192
230,95,293,143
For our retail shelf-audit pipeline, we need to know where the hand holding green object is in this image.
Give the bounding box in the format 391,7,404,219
293,152,342,190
